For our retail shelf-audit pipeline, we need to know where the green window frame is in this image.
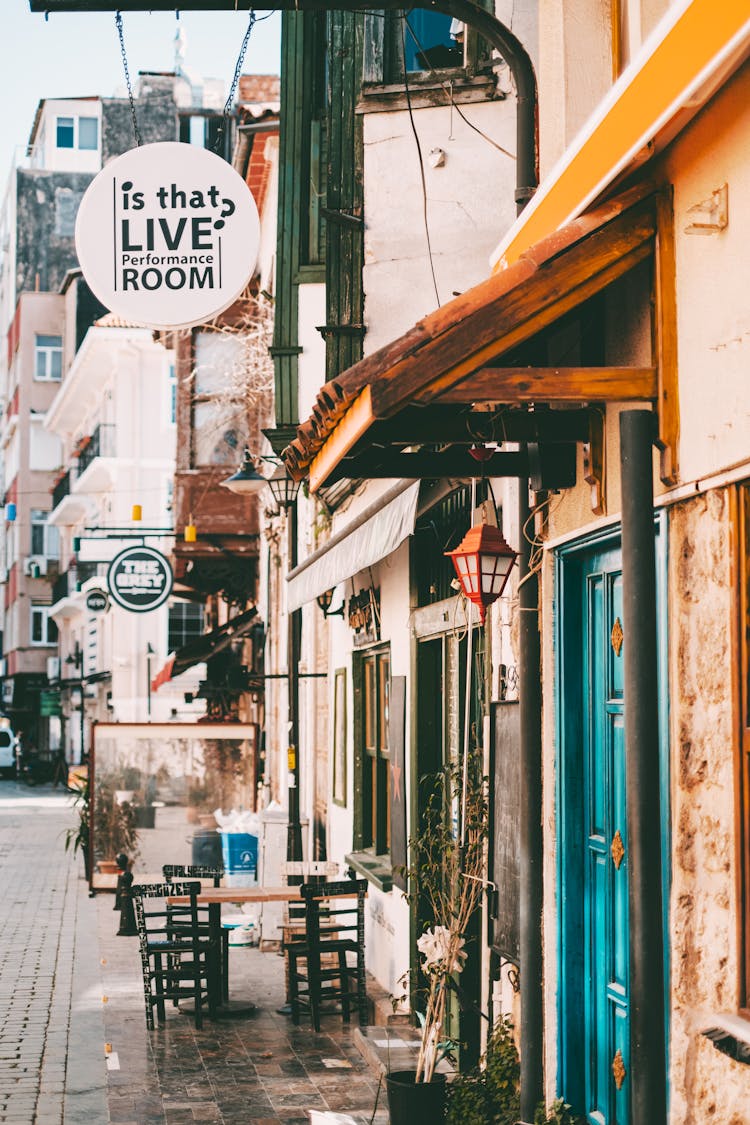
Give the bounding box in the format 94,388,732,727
354,646,391,858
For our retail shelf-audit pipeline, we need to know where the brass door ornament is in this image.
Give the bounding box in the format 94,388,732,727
611,617,624,657
611,829,625,870
612,1049,626,1090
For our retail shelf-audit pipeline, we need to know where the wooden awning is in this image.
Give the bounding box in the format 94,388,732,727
282,181,674,493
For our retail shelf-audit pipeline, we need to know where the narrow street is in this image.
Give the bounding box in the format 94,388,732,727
0,781,390,1124
0,779,106,1123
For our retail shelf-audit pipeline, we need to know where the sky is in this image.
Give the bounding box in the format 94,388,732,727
0,6,281,192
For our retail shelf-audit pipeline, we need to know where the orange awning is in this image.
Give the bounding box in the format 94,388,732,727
282,183,659,492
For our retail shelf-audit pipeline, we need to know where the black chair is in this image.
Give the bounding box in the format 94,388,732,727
131,881,216,1029
287,878,369,1032
162,864,229,1003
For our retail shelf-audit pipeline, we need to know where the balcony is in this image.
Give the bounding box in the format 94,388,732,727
52,469,72,511
77,423,115,475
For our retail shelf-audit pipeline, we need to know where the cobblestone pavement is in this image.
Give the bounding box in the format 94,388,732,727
98,887,389,1124
0,779,390,1124
0,778,107,1124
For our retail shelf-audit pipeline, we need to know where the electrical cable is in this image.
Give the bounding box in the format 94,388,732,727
400,16,442,308
402,14,515,161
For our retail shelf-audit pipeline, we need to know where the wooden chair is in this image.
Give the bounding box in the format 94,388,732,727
279,860,339,999
162,864,229,1002
287,877,369,1032
131,881,216,1029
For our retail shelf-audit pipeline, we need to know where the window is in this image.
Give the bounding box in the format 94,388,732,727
355,647,391,856
30,605,58,646
403,10,462,72
34,335,62,381
30,510,59,560
362,8,490,92
78,117,98,150
55,115,98,151
168,602,204,652
56,116,74,148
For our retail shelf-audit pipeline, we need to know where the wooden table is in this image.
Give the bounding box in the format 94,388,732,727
167,885,303,1016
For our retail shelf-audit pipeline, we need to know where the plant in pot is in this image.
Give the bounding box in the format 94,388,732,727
387,757,488,1124
62,773,91,880
93,774,140,872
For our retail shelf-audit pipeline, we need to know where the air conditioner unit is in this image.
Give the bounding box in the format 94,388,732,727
47,657,60,681
23,556,48,578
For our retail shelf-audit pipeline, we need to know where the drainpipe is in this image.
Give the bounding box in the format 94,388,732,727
427,0,538,213
619,409,666,1122
517,479,543,1122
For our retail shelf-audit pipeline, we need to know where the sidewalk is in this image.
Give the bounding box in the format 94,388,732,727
98,885,390,1124
0,781,108,1124
0,782,396,1124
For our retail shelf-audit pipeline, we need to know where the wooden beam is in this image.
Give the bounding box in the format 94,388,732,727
363,406,593,446
654,189,680,485
326,450,528,482
368,202,656,417
308,385,374,492
433,366,657,404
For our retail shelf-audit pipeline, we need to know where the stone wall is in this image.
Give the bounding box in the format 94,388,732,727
668,487,750,1122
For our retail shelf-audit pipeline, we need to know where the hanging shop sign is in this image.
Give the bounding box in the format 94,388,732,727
75,142,260,330
348,586,380,648
107,545,173,614
85,588,110,614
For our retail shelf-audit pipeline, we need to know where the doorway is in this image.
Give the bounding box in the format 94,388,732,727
557,523,669,1123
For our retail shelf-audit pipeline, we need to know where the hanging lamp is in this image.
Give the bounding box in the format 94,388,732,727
445,521,517,624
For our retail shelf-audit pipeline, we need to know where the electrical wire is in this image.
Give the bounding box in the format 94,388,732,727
400,16,442,309
402,14,515,161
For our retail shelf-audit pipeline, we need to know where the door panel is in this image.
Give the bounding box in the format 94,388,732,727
559,525,669,1123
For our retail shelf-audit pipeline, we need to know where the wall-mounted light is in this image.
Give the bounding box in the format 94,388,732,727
316,588,345,618
267,462,302,511
220,448,269,495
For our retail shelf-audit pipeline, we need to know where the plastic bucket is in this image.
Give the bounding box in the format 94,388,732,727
220,832,258,882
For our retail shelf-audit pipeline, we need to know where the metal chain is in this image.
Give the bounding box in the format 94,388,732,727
214,11,257,156
115,10,142,148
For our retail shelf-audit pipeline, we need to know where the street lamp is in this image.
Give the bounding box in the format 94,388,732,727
220,452,304,862
219,448,269,495
65,643,86,763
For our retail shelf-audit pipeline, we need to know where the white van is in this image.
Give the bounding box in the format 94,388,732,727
0,725,17,776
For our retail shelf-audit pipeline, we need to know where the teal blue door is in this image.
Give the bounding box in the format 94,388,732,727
557,526,669,1124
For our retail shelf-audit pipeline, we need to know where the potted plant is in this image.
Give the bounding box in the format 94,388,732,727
387,758,488,1124
62,772,91,880
93,774,140,870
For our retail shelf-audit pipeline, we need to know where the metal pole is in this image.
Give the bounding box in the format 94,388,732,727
619,409,666,1123
518,477,544,1123
146,648,152,719
286,502,303,862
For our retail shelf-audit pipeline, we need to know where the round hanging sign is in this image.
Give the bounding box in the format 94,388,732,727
85,588,110,614
75,142,260,330
107,545,173,614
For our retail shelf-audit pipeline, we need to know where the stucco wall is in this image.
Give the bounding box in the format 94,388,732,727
362,96,517,351
661,61,750,487
668,489,750,1121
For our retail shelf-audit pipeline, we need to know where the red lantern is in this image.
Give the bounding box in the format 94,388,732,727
445,523,517,624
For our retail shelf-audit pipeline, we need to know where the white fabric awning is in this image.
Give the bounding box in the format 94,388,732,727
286,482,420,612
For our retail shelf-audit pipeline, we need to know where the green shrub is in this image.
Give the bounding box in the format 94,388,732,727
445,1015,520,1125
534,1096,586,1125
